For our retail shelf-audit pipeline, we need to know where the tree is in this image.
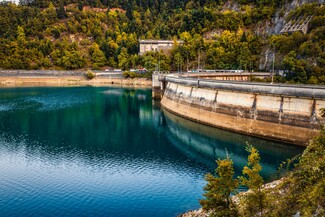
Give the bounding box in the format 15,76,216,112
89,43,106,69
17,26,26,45
118,47,129,70
141,52,157,71
43,2,57,21
200,154,238,217
264,127,325,216
238,42,252,71
56,4,67,19
61,51,86,69
284,51,308,83
238,144,265,217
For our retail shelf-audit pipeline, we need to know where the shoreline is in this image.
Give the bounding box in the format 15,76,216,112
0,69,152,87
178,178,284,217
0,76,152,87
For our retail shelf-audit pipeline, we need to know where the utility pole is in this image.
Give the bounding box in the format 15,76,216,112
187,53,189,72
197,47,202,71
158,51,160,73
271,53,275,84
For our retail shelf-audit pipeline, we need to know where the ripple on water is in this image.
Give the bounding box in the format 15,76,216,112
0,87,304,217
28,94,89,111
0,104,12,112
0,132,205,217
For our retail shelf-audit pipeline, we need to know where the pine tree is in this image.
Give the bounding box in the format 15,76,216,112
17,26,26,45
118,47,129,70
56,4,67,19
200,155,238,217
239,144,265,217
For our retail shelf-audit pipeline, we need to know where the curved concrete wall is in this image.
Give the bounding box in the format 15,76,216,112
160,77,325,145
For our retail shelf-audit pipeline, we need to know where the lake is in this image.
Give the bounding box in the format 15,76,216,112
0,86,304,217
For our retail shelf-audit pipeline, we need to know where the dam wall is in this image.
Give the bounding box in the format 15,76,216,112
160,76,325,145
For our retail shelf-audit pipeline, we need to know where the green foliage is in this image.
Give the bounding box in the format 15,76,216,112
287,3,318,21
238,144,265,216
268,4,325,84
0,0,323,81
201,129,325,216
200,155,239,217
263,128,325,216
118,47,129,70
17,26,26,44
123,71,138,78
89,42,106,69
123,71,152,79
61,51,86,69
85,69,96,79
240,145,264,191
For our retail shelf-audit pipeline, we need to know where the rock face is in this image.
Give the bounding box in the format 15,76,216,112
256,0,323,69
178,208,208,217
179,179,285,217
255,0,322,36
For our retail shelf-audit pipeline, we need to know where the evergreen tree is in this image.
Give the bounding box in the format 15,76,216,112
61,51,86,69
89,42,106,69
118,47,129,69
200,154,238,217
17,26,26,45
239,144,265,217
56,4,67,19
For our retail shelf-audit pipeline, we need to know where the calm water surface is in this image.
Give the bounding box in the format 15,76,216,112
0,87,304,217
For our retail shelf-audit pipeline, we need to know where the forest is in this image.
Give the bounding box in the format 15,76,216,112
0,0,324,83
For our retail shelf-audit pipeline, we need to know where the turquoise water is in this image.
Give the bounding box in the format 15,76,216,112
0,87,304,217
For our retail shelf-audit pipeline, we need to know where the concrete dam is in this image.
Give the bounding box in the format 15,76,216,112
155,74,325,146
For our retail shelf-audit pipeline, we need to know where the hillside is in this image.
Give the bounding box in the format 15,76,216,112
0,0,324,83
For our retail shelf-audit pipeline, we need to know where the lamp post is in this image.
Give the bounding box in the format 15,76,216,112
158,51,160,73
271,43,275,84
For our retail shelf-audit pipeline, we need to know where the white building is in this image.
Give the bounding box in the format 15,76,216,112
139,40,183,55
0,0,18,4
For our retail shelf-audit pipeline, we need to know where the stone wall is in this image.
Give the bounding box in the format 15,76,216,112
160,78,325,145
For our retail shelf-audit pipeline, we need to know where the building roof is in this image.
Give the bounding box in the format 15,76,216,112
139,40,183,44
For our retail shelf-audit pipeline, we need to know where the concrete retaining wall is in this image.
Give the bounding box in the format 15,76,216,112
160,78,325,145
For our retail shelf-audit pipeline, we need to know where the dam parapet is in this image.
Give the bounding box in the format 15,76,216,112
152,72,168,99
159,75,325,145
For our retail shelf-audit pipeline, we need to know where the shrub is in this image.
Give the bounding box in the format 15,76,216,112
123,71,153,79
85,69,96,80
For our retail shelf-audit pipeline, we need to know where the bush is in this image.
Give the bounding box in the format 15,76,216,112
85,70,96,80
123,71,138,78
123,71,153,79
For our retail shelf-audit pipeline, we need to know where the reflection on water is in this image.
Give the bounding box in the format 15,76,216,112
163,110,304,181
0,87,304,217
